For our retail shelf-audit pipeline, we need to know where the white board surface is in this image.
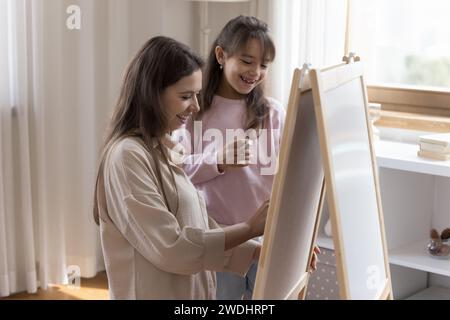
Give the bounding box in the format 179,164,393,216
311,62,391,299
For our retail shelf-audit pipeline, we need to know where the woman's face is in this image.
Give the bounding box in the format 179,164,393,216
216,38,269,99
161,69,202,133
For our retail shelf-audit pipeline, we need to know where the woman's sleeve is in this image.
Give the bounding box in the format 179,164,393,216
104,143,227,275
208,217,259,277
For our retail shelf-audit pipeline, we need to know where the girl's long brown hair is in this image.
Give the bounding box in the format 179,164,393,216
93,36,203,225
199,16,276,130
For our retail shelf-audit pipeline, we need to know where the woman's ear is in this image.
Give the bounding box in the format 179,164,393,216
215,46,225,66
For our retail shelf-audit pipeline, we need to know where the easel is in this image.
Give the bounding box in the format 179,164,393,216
254,55,393,300
253,64,326,300
297,181,326,299
310,54,393,299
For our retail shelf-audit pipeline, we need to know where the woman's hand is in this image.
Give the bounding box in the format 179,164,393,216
309,246,321,272
217,138,253,172
222,201,269,251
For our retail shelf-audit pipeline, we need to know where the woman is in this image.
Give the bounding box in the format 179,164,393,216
93,36,268,299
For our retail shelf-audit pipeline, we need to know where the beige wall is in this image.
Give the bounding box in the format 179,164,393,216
129,0,196,54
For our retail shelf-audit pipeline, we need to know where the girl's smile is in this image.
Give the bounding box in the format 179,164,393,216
240,75,259,85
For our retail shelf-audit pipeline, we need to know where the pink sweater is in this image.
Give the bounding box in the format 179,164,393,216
180,95,285,226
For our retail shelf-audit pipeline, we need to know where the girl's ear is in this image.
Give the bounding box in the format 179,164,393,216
215,46,225,65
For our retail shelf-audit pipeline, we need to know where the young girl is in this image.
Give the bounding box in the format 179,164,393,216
93,36,269,300
180,16,288,300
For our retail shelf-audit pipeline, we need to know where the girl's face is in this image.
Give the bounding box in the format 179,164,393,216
161,69,202,133
216,38,269,99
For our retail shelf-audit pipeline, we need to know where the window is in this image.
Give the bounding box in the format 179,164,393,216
348,0,450,91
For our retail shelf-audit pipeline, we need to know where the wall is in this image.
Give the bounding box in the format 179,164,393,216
129,0,195,55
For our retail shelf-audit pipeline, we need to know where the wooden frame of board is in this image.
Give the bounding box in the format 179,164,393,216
310,59,393,300
253,67,325,300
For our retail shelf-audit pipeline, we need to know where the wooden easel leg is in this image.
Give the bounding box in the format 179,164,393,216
297,276,310,300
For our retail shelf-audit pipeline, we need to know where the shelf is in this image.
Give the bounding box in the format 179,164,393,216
317,237,450,277
406,286,450,300
374,140,450,178
315,139,450,282
389,240,450,277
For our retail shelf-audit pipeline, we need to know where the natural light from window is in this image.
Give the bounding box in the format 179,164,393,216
349,0,450,90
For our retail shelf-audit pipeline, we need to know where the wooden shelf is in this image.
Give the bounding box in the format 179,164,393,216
374,140,450,178
389,240,450,277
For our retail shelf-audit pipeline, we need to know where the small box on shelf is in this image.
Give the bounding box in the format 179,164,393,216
418,133,450,161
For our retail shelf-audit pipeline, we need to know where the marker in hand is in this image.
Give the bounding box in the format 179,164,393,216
217,137,254,172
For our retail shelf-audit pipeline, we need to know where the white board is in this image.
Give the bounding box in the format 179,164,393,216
310,61,392,299
253,69,324,299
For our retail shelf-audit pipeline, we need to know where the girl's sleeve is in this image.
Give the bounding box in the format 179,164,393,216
104,143,228,275
270,98,286,149
176,122,225,184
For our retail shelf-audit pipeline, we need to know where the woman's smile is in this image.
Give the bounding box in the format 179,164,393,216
176,112,191,125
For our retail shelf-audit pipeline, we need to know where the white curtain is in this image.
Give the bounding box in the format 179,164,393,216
251,0,348,106
0,0,131,297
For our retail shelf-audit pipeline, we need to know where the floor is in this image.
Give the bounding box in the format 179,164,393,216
2,271,109,300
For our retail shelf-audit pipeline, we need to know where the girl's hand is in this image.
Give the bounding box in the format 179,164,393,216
253,245,262,261
217,138,253,172
309,246,321,272
245,200,270,238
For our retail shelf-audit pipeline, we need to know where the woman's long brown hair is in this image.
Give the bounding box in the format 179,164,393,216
199,16,276,130
93,36,203,225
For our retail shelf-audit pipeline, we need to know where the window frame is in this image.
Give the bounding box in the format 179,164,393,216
367,85,450,132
